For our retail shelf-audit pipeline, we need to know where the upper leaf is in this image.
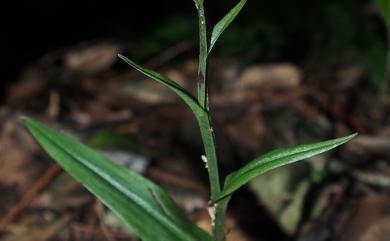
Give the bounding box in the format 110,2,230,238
212,133,357,202
118,54,207,118
23,117,212,241
118,55,223,199
209,0,247,53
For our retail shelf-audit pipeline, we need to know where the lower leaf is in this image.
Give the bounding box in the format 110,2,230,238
213,134,357,202
23,117,212,241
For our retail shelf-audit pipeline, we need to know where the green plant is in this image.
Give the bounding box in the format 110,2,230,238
23,1,356,240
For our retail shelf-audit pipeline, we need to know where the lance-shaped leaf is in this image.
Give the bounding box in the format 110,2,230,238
209,0,247,53
118,55,221,201
212,133,357,202
118,54,207,117
23,117,212,241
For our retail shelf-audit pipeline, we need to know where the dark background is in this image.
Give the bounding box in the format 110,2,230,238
3,0,384,85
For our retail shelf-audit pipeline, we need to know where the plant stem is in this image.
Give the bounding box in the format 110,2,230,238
196,2,209,110
197,114,221,200
194,1,226,240
194,0,221,203
197,113,225,241
213,196,230,241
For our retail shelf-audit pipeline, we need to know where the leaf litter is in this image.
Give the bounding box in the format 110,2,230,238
0,39,389,241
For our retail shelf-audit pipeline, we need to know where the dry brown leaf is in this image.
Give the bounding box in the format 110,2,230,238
237,63,301,89
65,43,120,74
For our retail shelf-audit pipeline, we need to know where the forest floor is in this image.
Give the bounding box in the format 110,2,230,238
0,41,389,241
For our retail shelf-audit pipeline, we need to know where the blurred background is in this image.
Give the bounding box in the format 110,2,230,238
1,0,390,241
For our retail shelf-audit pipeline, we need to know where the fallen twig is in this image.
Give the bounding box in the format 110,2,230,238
147,167,208,196
0,163,61,227
95,199,117,241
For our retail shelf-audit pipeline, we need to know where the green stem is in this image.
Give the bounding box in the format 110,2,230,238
194,1,226,240
196,2,209,109
194,0,221,203
196,113,225,241
213,196,230,241
197,114,221,200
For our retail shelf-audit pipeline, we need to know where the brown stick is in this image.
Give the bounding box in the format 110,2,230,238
147,167,208,196
95,199,117,241
0,163,62,227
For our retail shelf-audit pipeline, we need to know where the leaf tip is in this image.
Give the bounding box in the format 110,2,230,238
117,54,135,67
344,132,358,142
117,53,126,61
20,115,28,122
20,115,34,127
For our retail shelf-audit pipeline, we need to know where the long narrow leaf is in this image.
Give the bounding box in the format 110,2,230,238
23,117,212,241
209,0,247,53
118,54,222,200
118,54,207,117
212,133,357,202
